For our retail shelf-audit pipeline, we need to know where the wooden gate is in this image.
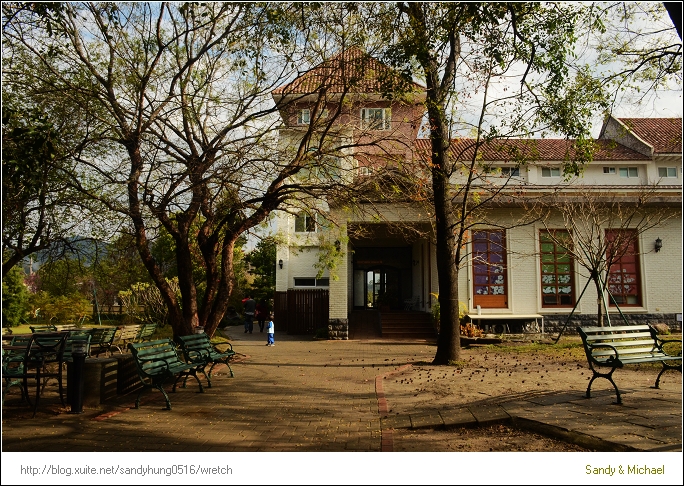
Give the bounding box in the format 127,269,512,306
273,289,329,335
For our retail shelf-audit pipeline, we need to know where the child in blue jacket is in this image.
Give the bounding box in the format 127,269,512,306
266,316,275,346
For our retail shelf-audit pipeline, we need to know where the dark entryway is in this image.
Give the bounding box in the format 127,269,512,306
352,247,412,310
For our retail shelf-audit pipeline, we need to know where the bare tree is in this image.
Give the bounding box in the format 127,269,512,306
2,2,412,338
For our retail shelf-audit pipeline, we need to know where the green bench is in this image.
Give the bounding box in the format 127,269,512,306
128,339,205,410
89,327,119,357
577,324,682,404
29,324,57,333
177,333,235,387
136,322,158,342
112,325,143,353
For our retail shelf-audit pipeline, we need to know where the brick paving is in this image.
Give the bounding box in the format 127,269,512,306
2,328,681,455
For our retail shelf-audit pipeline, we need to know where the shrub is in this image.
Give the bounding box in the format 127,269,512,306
2,265,30,327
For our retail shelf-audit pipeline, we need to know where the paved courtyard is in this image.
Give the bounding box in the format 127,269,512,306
2,329,682,484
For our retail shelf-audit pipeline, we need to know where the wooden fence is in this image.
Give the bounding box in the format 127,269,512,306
273,289,329,335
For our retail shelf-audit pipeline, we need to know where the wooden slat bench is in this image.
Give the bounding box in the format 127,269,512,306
177,333,235,388
577,324,682,404
128,339,204,410
112,325,143,353
89,327,119,357
136,322,158,342
29,324,57,333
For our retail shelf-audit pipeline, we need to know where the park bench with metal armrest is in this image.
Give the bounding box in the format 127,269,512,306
29,324,57,333
111,325,143,353
136,322,158,342
89,327,118,357
577,324,682,404
177,333,235,388
128,339,205,410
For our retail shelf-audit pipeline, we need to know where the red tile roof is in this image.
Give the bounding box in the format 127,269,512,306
273,47,424,96
617,118,682,154
413,138,650,162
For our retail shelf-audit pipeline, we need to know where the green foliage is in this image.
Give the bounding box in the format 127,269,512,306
313,225,348,281
430,292,467,333
36,258,89,297
27,290,91,324
246,236,277,302
118,278,181,326
2,265,30,327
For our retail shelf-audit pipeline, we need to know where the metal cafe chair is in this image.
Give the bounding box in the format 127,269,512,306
5,332,69,417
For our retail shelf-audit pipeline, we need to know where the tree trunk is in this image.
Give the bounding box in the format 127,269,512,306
593,275,605,327
425,87,461,364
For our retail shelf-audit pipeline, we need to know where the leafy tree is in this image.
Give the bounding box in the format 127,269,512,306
35,257,89,298
1,105,90,278
2,3,398,339
384,2,609,363
2,264,30,327
246,235,278,303
588,2,681,107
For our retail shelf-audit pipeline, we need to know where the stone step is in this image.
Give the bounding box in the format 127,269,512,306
380,311,435,339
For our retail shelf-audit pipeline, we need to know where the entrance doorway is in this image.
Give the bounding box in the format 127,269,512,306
362,267,401,309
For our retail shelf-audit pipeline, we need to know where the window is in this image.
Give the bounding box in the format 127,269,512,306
472,230,508,308
297,109,310,125
658,167,678,178
539,230,574,307
361,108,391,130
603,167,616,174
606,229,641,306
294,277,329,287
294,213,316,233
359,166,372,177
618,167,638,178
541,167,561,177
500,167,520,177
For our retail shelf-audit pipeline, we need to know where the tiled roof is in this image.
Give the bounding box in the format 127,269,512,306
413,138,650,162
273,47,424,95
617,118,682,154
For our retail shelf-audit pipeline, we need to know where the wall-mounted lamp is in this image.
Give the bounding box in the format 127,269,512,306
655,237,662,253
278,259,284,269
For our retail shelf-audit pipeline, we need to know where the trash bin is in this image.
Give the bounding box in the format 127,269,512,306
68,338,89,414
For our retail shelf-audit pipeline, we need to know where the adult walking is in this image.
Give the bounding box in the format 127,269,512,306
243,294,256,333
255,298,268,332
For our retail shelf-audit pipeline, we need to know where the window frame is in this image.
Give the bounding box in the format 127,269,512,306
297,109,310,125
618,167,639,178
294,213,317,233
539,230,575,308
360,107,391,130
605,229,642,307
500,167,520,177
293,277,329,288
541,167,561,178
603,167,616,174
658,167,678,178
471,229,508,308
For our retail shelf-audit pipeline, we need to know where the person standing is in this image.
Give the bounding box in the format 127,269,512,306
255,298,268,332
266,315,275,346
243,295,256,333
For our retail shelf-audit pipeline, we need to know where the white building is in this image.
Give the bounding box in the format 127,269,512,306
272,49,682,339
